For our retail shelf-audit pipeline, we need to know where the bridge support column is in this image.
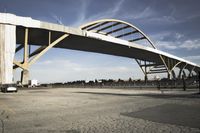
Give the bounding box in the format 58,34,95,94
144,74,148,83
178,64,187,79
21,28,29,86
171,70,176,79
0,24,16,84
21,69,29,85
188,67,195,77
178,69,182,79
168,73,171,79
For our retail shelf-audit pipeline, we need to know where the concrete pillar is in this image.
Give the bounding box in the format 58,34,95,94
21,69,29,85
171,70,176,79
182,70,186,79
0,24,16,84
178,69,182,79
144,74,148,83
168,73,171,80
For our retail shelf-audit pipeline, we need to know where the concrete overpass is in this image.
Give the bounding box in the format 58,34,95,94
0,13,199,85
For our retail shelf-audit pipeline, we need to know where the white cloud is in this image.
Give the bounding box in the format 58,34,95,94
182,55,200,65
148,15,178,24
121,6,155,20
72,0,90,27
186,14,200,20
179,39,200,50
35,59,80,70
153,33,200,50
152,31,184,42
175,33,184,39
73,0,125,27
51,14,63,25
183,55,200,61
156,41,178,50
152,31,171,40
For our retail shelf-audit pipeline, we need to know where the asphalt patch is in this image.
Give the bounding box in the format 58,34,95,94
121,104,200,128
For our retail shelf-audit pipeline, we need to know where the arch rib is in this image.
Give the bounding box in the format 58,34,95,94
80,19,157,48
81,19,200,79
80,19,186,79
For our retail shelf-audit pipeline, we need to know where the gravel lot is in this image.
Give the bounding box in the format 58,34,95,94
0,88,200,133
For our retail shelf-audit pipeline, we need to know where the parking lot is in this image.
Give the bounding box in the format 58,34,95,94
0,88,200,133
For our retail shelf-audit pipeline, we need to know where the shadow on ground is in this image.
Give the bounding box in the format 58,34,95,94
121,104,200,129
75,91,200,99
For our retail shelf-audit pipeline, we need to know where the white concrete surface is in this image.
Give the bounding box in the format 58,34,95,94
0,24,16,84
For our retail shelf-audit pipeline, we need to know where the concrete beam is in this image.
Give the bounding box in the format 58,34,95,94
28,34,69,66
0,24,16,84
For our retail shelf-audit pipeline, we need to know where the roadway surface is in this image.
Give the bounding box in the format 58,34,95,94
0,88,200,133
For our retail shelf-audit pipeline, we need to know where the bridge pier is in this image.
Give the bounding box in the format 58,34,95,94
144,74,148,83
21,69,29,86
168,73,171,79
0,24,16,84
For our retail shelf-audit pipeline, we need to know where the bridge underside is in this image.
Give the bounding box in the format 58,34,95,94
16,27,163,63
14,26,199,84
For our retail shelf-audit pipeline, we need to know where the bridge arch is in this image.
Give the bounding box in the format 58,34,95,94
80,19,183,80
80,19,157,49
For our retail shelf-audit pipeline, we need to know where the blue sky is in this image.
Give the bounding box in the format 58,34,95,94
1,0,200,83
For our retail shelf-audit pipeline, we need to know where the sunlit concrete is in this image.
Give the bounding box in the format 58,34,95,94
0,24,16,84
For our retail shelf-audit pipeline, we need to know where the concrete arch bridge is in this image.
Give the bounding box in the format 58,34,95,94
0,13,199,85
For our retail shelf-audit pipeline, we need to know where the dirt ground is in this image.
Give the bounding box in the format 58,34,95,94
0,88,200,133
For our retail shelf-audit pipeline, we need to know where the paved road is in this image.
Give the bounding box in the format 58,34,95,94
0,88,200,133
